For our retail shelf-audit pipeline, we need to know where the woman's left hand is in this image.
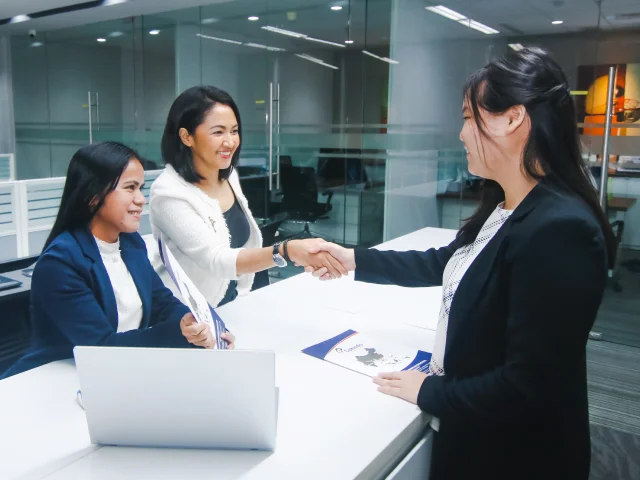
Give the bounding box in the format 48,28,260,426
373,371,428,405
221,331,236,350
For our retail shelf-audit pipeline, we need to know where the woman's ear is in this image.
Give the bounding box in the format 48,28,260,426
506,105,527,133
179,128,193,148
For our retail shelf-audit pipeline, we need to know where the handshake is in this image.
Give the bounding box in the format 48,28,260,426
285,239,355,281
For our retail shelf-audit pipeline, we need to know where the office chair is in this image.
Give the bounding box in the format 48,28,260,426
278,164,332,239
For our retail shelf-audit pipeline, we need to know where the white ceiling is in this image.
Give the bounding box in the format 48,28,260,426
1,0,640,50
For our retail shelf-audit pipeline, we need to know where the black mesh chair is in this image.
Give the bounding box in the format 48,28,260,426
278,165,332,239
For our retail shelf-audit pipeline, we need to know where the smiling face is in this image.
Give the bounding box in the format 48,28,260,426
459,98,529,181
180,103,240,179
90,158,146,242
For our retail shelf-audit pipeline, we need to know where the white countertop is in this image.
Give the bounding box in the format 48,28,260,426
0,227,456,480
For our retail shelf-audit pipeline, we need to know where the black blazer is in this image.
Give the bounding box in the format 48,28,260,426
354,176,607,480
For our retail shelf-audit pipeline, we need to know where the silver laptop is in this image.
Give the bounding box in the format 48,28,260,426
73,346,277,450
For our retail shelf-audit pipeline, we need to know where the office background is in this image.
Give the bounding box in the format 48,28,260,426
0,3,639,476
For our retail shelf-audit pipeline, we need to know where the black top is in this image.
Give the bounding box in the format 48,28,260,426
218,196,250,307
354,175,607,480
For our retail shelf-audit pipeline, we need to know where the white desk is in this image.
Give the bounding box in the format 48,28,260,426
1,227,456,480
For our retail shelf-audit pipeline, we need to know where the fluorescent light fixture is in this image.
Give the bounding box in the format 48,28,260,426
97,38,107,42
331,5,343,11
305,36,346,48
201,18,219,24
149,30,160,35
109,31,124,37
362,50,399,65
345,39,354,44
10,14,31,24
102,0,129,5
425,5,499,35
30,41,43,47
261,26,305,38
245,42,286,52
508,43,524,51
552,20,563,25
196,33,243,45
248,16,259,21
425,6,466,21
464,19,499,34
295,54,339,70
262,25,345,48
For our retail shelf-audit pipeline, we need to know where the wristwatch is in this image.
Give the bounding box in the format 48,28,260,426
272,242,287,268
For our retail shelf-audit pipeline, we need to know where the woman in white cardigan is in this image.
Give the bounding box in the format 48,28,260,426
149,86,346,307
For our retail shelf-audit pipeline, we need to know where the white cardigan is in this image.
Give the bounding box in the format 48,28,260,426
149,165,263,307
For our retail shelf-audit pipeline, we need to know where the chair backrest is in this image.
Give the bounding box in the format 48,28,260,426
280,165,319,211
0,255,39,274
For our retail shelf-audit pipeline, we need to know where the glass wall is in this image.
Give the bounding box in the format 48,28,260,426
4,0,640,345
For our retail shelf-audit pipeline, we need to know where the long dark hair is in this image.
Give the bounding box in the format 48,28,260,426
161,85,242,183
458,47,616,266
44,142,141,250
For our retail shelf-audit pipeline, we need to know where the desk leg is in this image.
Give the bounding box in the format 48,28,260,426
385,429,433,480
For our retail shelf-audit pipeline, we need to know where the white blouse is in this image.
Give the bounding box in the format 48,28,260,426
429,203,513,430
94,236,143,333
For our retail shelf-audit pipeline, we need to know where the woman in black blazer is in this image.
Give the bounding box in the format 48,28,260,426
306,47,615,480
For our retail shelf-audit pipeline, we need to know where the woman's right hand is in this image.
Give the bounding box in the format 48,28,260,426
180,313,216,348
304,242,355,280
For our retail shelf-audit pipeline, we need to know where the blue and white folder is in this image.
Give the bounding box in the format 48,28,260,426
302,329,432,377
158,237,228,349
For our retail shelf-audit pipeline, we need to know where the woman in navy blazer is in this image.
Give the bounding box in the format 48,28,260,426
306,49,616,479
3,142,232,378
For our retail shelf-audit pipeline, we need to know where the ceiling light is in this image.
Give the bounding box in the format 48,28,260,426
248,16,259,21
245,42,286,52
362,50,399,65
552,20,563,25
463,19,499,34
425,5,499,35
345,39,354,44
109,31,124,37
425,6,466,22
196,33,243,45
102,0,129,5
306,36,346,48
331,5,343,11
201,18,219,24
261,26,305,38
508,43,524,51
97,38,106,42
30,41,43,47
149,30,160,35
9,14,31,24
295,54,339,70
262,25,345,47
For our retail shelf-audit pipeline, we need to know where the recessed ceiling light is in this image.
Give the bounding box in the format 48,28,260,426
109,31,124,37
30,41,43,47
248,16,259,21
102,0,129,5
331,5,343,11
149,30,160,35
345,39,354,44
508,43,524,51
201,18,219,24
97,38,106,42
552,20,563,25
9,14,31,24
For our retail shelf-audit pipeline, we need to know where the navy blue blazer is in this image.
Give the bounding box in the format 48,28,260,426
354,175,607,480
2,228,191,378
